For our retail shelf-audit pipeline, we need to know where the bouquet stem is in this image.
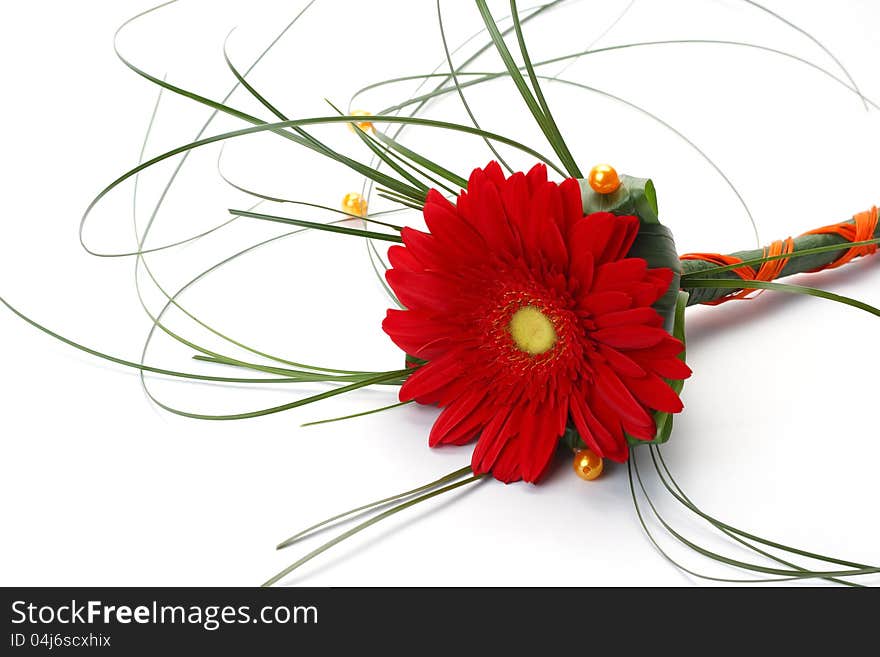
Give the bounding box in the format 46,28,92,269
680,207,879,305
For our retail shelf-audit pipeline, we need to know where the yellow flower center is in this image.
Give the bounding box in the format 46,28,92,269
508,306,557,355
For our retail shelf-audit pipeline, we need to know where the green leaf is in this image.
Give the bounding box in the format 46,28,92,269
564,179,685,451
637,178,659,220
579,175,678,329
578,175,659,224
565,292,689,451
627,222,680,332
560,424,585,452
629,291,689,446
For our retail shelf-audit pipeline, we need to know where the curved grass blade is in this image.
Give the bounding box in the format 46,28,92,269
229,209,403,243
371,129,468,190
132,131,383,383
365,37,880,253
351,0,566,223
532,40,880,111
263,473,484,586
112,0,329,259
508,0,581,177
371,67,765,247
191,355,398,381
113,30,426,218
275,464,471,550
437,0,514,173
474,0,578,176
740,0,867,109
150,368,409,422
81,113,566,256
124,1,385,388
126,70,388,411
627,458,806,583
323,100,433,194
192,355,404,385
215,155,409,225
135,218,393,376
301,401,412,428
630,454,879,580
112,2,582,230
649,447,868,586
627,456,863,583
548,0,635,80
0,295,335,385
373,142,460,196
367,0,566,147
682,278,880,318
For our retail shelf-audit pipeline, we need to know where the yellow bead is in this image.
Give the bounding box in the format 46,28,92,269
341,192,368,218
587,164,620,195
347,110,375,134
573,448,604,481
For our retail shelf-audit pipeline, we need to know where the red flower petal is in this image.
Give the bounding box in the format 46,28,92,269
559,177,585,234
429,389,490,446
472,397,522,474
526,182,568,268
579,291,632,315
597,344,646,378
592,324,669,350
500,172,528,234
488,401,561,483
569,251,594,295
593,258,649,293
399,227,444,270
423,190,484,261
635,355,692,380
525,162,548,193
483,160,506,187
399,354,464,404
622,371,685,413
465,166,518,253
387,243,421,272
595,307,663,329
382,309,455,359
385,270,463,313
570,389,629,462
592,363,654,429
569,212,639,265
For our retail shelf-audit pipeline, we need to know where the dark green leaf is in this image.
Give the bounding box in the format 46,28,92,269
627,222,680,332
629,291,689,446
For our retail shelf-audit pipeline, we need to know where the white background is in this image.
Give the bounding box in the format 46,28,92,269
1,0,878,586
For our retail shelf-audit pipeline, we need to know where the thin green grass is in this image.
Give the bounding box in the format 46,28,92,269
264,470,483,587
2,0,876,586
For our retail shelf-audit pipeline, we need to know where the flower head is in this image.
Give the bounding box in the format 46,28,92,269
383,162,691,483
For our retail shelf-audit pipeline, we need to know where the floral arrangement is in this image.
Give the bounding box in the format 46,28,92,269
2,0,878,586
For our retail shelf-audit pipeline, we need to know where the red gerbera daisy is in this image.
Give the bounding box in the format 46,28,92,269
382,162,691,483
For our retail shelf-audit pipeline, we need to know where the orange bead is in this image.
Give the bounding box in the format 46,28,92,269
587,164,620,194
573,448,604,481
341,192,368,218
347,109,375,134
